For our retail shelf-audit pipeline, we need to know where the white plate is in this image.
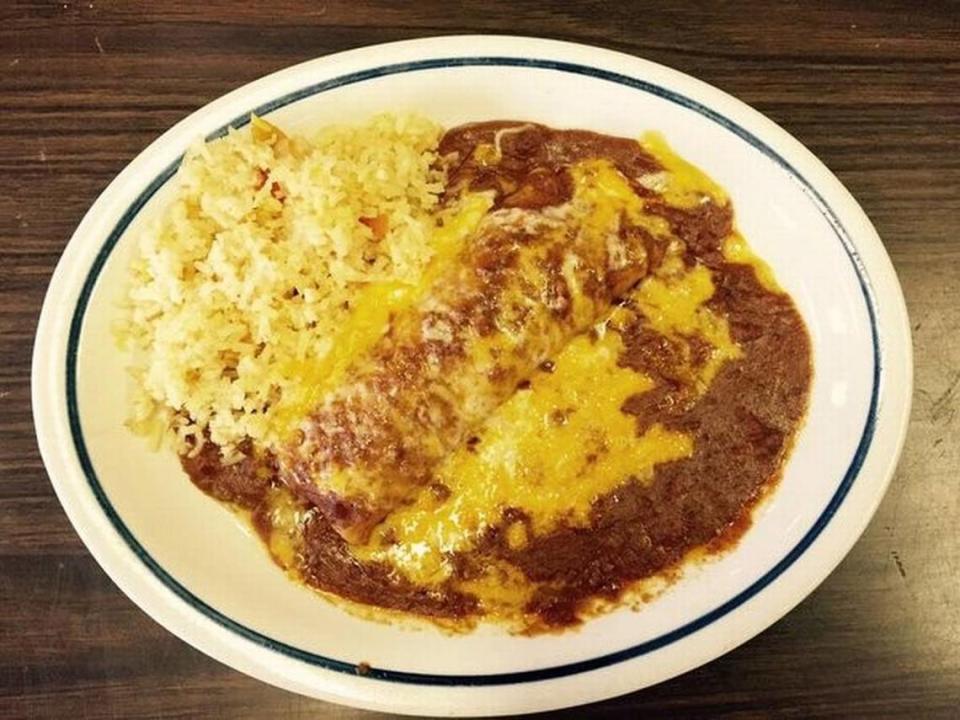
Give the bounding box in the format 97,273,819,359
32,36,912,716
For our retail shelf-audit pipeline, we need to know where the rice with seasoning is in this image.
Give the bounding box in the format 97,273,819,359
115,113,446,460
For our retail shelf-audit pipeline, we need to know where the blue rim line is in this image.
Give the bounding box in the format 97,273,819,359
65,57,881,686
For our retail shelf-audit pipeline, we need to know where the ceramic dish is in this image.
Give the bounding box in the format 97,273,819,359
32,36,912,716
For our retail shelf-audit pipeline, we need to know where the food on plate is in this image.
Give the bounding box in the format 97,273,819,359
117,113,811,631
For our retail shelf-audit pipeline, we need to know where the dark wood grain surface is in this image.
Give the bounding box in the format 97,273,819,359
2,1,958,717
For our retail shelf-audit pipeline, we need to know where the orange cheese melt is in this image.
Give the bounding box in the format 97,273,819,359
269,192,494,440
359,329,693,584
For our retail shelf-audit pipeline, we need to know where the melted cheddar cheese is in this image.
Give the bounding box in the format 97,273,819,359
638,131,781,292
723,231,781,292
359,330,693,584
632,260,743,389
357,269,739,591
270,192,494,438
637,131,728,208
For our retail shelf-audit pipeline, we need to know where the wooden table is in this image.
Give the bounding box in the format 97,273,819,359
2,2,957,717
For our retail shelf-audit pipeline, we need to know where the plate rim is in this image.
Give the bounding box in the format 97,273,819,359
31,35,913,715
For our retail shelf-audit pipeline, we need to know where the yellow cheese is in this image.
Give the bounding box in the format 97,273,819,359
455,560,537,616
270,192,494,439
723,230,781,292
359,266,742,589
638,131,728,208
638,133,781,294
571,159,671,240
358,330,693,585
632,263,743,389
